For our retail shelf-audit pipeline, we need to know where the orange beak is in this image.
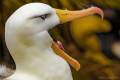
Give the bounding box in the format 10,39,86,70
52,42,80,71
52,7,104,71
54,7,103,24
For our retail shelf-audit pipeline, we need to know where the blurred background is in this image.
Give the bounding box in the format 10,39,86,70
0,0,120,80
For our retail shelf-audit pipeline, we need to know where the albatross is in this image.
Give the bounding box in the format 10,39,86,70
1,2,103,80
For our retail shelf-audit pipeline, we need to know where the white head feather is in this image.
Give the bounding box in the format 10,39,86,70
5,3,59,53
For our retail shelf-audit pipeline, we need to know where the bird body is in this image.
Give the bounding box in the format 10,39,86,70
4,3,73,80
1,2,103,80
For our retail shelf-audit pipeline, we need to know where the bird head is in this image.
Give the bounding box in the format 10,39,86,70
6,3,103,37
5,3,103,71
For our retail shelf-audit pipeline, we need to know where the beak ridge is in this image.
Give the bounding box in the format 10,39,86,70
54,6,104,24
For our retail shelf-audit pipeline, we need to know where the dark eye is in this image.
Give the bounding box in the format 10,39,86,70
39,14,48,20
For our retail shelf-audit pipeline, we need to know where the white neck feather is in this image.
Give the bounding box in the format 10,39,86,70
6,30,53,69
